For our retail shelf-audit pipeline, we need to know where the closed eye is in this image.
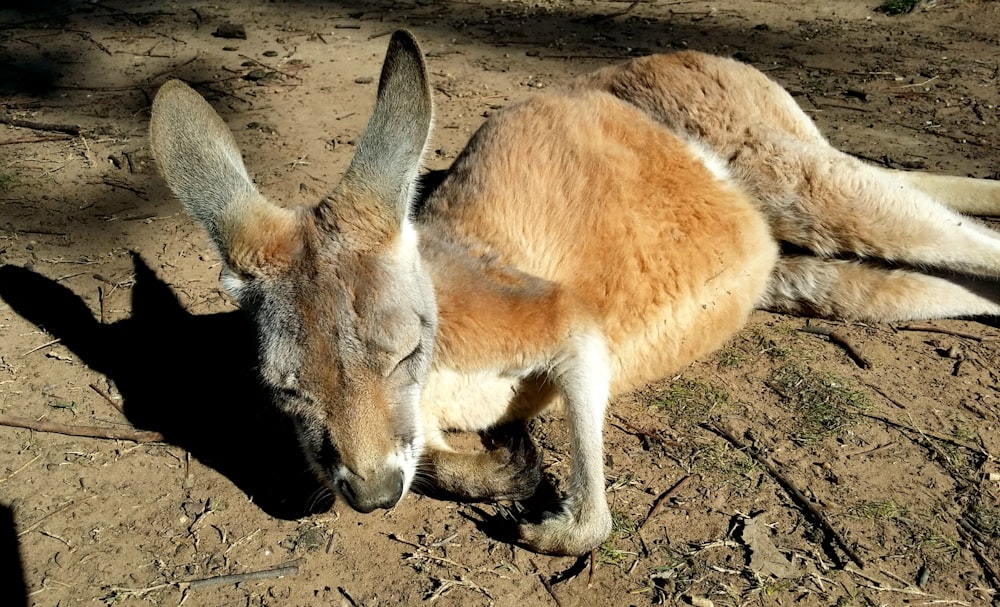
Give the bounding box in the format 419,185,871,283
392,344,421,375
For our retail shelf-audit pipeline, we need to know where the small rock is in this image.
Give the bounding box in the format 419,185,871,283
354,76,374,84
243,69,271,82
213,22,247,40
262,50,279,57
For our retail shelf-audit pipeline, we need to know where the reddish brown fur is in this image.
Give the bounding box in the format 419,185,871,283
224,202,302,274
424,90,775,396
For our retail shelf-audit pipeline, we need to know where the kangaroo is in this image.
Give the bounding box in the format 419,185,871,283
149,30,1000,555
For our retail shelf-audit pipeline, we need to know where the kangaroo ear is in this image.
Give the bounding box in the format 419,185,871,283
150,80,299,274
329,30,433,230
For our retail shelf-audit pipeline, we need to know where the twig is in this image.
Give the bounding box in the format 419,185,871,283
0,135,73,145
896,323,995,342
845,566,933,596
39,529,73,548
110,564,299,601
800,325,872,369
22,338,61,357
857,411,980,455
894,76,939,89
0,453,42,485
387,533,472,571
0,413,164,442
538,573,565,607
0,116,81,136
93,178,148,201
860,381,908,409
700,422,865,568
18,496,95,537
958,525,1000,591
638,475,692,531
338,587,361,607
145,56,199,84
238,54,302,81
610,414,682,448
4,226,68,237
185,564,299,591
98,286,107,324
88,383,123,415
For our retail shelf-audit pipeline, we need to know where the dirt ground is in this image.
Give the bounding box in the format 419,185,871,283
1,1,999,605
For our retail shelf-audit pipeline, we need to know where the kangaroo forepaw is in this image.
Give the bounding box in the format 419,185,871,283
518,501,612,556
424,430,541,502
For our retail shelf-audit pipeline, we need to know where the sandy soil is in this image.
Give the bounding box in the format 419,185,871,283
1,1,999,605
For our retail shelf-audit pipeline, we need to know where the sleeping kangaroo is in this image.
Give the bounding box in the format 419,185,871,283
149,30,1000,555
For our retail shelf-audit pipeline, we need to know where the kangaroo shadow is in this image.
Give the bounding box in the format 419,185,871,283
0,503,27,607
0,256,326,520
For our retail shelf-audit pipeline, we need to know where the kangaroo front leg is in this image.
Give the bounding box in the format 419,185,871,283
519,329,613,555
422,427,542,501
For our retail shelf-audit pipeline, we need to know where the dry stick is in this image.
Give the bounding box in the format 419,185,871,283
98,286,107,324
88,383,123,415
638,475,692,531
0,116,81,136
957,526,1000,592
238,54,302,81
0,453,42,485
800,325,872,369
185,564,299,591
338,587,362,607
0,135,73,145
0,413,164,442
21,338,61,357
860,381,907,409
958,518,998,550
17,496,95,537
700,422,865,569
538,573,565,607
857,411,980,455
896,323,996,342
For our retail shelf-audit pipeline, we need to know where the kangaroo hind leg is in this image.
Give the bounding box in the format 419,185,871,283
740,137,1000,279
761,256,1000,322
878,168,1000,217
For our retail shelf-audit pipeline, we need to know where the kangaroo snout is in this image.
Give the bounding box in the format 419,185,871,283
336,467,405,513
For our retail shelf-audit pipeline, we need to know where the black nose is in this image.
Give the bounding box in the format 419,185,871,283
336,469,404,513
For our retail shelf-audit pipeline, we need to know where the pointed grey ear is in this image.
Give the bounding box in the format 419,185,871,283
150,80,299,272
334,30,434,224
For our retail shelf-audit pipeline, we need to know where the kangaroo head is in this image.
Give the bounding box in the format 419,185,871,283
149,31,436,513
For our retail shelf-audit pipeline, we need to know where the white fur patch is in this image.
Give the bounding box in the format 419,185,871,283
393,220,421,268
681,135,732,183
420,367,524,433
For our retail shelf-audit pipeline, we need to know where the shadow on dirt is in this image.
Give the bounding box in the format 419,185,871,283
0,255,327,520
0,0,811,101
0,503,27,607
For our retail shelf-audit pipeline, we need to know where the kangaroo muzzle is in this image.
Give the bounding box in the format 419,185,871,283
336,467,405,513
